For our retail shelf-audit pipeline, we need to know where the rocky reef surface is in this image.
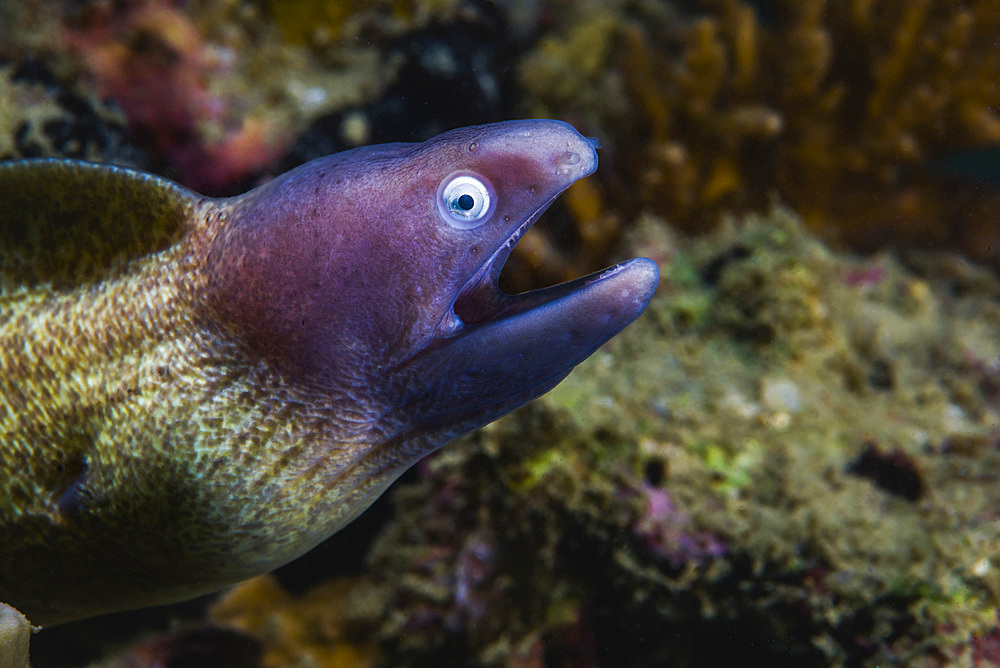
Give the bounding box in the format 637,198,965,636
24,207,1000,667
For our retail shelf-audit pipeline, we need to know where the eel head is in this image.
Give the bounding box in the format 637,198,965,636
208,120,659,457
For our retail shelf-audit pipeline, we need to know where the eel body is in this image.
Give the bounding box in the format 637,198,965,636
0,120,658,625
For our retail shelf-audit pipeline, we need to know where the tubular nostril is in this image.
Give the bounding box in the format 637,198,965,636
555,151,585,176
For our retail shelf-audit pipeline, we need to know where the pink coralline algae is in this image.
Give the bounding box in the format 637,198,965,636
62,1,284,191
634,485,725,568
449,531,496,629
971,623,1000,667
844,263,888,288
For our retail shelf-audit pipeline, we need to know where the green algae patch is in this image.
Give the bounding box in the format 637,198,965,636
698,438,763,494
508,447,572,493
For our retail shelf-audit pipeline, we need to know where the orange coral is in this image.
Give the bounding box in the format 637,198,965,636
521,0,1000,278
210,575,382,668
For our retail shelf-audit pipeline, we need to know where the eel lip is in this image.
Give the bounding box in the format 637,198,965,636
458,257,652,328
404,254,658,424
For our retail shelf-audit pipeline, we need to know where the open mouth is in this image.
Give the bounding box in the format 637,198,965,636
450,192,591,329
429,125,656,365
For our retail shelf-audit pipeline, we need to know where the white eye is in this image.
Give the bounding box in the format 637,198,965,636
437,172,494,229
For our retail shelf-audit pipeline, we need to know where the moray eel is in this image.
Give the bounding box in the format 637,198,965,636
0,119,658,626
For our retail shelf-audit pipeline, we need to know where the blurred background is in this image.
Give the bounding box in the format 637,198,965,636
3,1,1000,666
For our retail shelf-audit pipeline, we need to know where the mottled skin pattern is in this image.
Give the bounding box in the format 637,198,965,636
0,121,658,626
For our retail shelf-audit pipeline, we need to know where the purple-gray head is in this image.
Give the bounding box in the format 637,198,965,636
209,120,659,460
0,119,658,626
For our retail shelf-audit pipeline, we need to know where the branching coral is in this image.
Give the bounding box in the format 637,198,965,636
520,0,1000,283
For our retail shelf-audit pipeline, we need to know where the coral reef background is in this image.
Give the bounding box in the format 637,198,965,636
2,0,1000,666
